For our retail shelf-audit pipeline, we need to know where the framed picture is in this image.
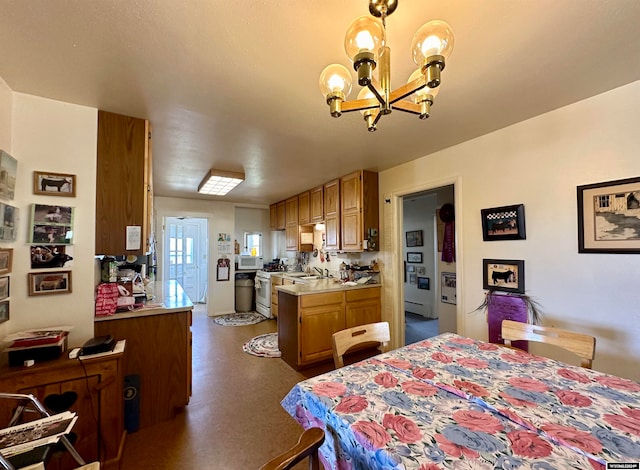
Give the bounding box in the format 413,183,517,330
406,230,423,247
483,259,525,294
0,203,18,242
0,150,17,200
30,246,73,269
33,171,76,197
481,204,526,241
406,265,415,273
417,277,430,290
409,273,417,284
0,276,9,300
441,272,456,304
416,266,425,275
577,176,640,253
29,204,74,245
28,271,72,296
407,252,423,263
0,300,8,323
0,248,13,275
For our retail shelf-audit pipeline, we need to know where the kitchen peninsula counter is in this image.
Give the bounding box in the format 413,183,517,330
94,279,192,429
277,282,381,370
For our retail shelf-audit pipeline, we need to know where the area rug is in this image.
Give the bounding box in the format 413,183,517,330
213,312,267,326
242,333,281,358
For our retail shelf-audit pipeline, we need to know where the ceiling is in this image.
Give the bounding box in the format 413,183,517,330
1,1,639,206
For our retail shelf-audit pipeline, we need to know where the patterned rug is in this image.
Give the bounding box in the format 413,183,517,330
212,312,267,326
242,333,281,358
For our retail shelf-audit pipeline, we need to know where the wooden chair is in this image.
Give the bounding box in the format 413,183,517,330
259,427,324,470
501,320,596,368
332,322,390,368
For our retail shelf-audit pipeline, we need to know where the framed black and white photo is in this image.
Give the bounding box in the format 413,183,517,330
0,248,13,275
406,265,415,273
33,171,76,197
29,204,74,245
441,272,456,304
481,204,526,241
0,203,18,241
416,266,425,275
417,277,430,290
407,252,423,263
30,246,73,269
0,276,9,300
28,271,72,296
0,150,17,200
406,230,423,247
409,273,417,284
577,176,640,253
482,259,525,294
0,300,8,323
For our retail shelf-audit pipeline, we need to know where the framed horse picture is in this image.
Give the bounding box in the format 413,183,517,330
482,259,525,293
481,204,526,241
33,171,76,197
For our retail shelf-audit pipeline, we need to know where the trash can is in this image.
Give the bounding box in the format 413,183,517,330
235,278,254,312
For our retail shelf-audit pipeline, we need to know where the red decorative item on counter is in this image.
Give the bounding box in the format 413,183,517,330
95,283,119,316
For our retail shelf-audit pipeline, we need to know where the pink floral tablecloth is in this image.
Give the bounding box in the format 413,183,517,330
281,333,640,469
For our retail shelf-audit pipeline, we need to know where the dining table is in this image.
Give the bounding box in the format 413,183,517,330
281,332,640,469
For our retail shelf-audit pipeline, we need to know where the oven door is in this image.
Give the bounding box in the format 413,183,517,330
255,274,272,318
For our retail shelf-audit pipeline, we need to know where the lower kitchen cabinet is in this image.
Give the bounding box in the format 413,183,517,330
278,286,381,370
0,349,125,470
94,308,192,429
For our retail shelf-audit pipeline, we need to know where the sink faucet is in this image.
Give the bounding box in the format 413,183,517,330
325,268,330,277
314,267,323,276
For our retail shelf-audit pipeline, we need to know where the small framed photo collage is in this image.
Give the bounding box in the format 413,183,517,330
404,230,429,288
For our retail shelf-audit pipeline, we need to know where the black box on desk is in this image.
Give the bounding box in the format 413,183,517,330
6,337,68,367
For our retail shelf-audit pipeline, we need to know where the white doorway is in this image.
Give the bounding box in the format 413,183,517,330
164,217,208,303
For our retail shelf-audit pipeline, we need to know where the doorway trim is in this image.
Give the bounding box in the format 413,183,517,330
383,175,464,349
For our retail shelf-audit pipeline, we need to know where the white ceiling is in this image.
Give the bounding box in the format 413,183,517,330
1,1,639,205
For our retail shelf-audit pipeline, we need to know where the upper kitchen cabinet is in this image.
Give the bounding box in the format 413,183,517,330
341,170,379,252
285,196,299,251
310,185,324,223
298,191,310,225
270,201,286,230
324,179,340,251
96,110,152,255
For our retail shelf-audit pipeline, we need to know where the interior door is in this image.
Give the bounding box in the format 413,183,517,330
165,217,206,302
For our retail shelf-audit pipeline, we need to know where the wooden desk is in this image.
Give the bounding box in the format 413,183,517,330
0,347,125,470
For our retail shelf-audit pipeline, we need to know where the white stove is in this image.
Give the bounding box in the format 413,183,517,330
255,270,277,318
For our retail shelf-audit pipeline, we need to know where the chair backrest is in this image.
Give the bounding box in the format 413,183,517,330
501,319,596,368
332,321,390,368
259,427,325,470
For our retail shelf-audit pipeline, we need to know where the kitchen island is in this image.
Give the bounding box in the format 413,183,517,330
277,280,381,370
95,280,193,428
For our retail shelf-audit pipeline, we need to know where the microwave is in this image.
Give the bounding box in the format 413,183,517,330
236,255,264,270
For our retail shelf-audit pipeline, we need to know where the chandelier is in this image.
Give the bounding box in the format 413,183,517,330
319,0,454,131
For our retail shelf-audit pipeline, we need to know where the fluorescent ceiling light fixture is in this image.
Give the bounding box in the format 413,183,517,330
197,169,245,196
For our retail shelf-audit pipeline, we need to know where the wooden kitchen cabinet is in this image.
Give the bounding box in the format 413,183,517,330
285,196,299,250
298,191,310,225
94,309,192,429
96,110,152,256
324,179,340,250
278,286,381,369
271,275,284,317
310,185,324,223
269,204,278,230
0,349,125,470
341,170,379,252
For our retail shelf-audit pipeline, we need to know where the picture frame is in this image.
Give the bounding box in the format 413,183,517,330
30,245,73,269
416,266,425,275
0,300,8,323
28,271,72,296
417,277,430,290
0,248,13,275
407,252,423,263
0,276,9,301
441,272,456,304
577,176,640,253
409,273,417,284
405,230,424,247
483,259,525,294
29,204,74,245
406,265,415,273
481,204,526,241
33,171,76,197
0,150,17,201
0,203,18,242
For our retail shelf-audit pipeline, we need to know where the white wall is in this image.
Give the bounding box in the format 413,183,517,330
9,93,97,345
155,196,243,316
380,80,640,381
235,207,270,258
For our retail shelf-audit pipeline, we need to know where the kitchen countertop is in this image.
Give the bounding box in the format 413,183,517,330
276,278,381,296
95,280,194,321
